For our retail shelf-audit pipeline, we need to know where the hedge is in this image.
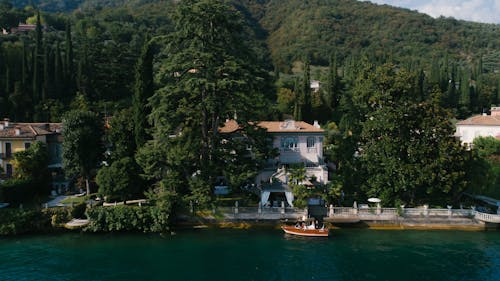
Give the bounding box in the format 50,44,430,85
0,208,72,236
85,205,170,233
0,178,39,204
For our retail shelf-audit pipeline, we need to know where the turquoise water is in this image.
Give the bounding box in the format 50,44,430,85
0,229,499,281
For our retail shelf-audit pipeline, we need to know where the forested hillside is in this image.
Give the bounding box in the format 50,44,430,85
239,0,500,71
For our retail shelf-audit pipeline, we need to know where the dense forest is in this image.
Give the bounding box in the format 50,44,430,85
0,0,499,211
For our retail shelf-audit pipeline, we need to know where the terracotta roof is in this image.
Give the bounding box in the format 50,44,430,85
456,115,500,126
0,122,62,139
219,119,240,133
219,120,324,134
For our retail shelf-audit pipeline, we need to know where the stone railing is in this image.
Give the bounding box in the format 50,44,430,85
217,206,306,220
474,211,500,223
328,206,475,220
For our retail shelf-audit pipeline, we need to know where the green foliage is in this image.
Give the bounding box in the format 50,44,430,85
0,178,38,204
45,207,72,226
105,108,136,162
132,37,154,148
0,209,45,235
96,157,143,202
12,141,50,189
62,110,104,194
0,208,71,235
468,137,500,198
358,65,468,206
85,205,171,233
71,202,86,218
291,184,309,209
145,0,272,207
473,137,500,157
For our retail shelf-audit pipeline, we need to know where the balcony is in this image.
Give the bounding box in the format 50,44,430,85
0,153,12,159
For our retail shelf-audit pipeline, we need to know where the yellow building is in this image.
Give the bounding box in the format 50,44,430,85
0,119,62,178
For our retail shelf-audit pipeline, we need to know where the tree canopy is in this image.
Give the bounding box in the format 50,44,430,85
62,110,103,194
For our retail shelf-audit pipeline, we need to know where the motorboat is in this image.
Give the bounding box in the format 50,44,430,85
281,221,329,237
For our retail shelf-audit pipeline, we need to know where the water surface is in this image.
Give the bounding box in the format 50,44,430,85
0,229,499,281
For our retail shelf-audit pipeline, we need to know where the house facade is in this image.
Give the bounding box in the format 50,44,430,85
220,119,328,207
455,107,500,147
0,119,65,191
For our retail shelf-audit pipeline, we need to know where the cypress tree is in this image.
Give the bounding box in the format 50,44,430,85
293,78,302,121
42,43,49,101
430,58,440,86
21,42,28,88
54,42,62,99
496,77,500,105
458,70,471,117
132,37,154,148
325,54,338,111
301,57,311,122
4,67,10,95
32,10,43,105
64,20,74,96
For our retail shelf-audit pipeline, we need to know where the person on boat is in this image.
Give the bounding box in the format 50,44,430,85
307,221,315,230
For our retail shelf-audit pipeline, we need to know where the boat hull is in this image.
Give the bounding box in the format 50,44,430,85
281,225,329,237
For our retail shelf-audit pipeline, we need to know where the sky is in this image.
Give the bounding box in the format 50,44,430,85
366,0,500,24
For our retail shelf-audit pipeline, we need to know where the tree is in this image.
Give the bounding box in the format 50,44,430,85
358,65,468,206
148,0,269,201
96,157,143,202
132,37,154,148
32,10,43,105
12,141,50,188
106,108,136,162
301,57,311,122
62,110,104,195
64,19,74,97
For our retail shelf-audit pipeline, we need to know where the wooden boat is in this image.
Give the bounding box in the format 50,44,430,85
281,224,329,237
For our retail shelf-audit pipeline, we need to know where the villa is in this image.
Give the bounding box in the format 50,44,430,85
220,119,328,207
455,107,500,148
0,119,67,191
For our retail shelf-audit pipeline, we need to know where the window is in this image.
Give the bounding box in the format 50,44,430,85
24,142,31,149
6,164,12,177
307,137,316,148
5,143,11,158
307,137,316,153
281,137,298,151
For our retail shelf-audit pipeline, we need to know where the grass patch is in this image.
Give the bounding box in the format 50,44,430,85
60,194,96,205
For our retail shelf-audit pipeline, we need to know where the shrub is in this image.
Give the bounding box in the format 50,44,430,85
0,178,37,204
43,207,72,226
0,209,48,235
71,203,87,219
85,205,170,233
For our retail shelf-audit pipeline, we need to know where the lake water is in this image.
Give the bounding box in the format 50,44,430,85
0,229,499,281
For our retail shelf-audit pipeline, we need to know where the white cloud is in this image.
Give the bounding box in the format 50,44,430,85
366,0,500,24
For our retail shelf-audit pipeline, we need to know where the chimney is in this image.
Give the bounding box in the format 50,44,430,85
3,118,10,127
491,107,500,116
14,127,21,136
313,120,320,128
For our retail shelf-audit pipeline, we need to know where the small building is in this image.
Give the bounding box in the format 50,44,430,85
455,107,500,147
310,80,320,93
220,119,328,207
10,23,36,34
0,119,67,192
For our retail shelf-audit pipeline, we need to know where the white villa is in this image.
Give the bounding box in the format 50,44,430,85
455,107,500,147
220,119,328,207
